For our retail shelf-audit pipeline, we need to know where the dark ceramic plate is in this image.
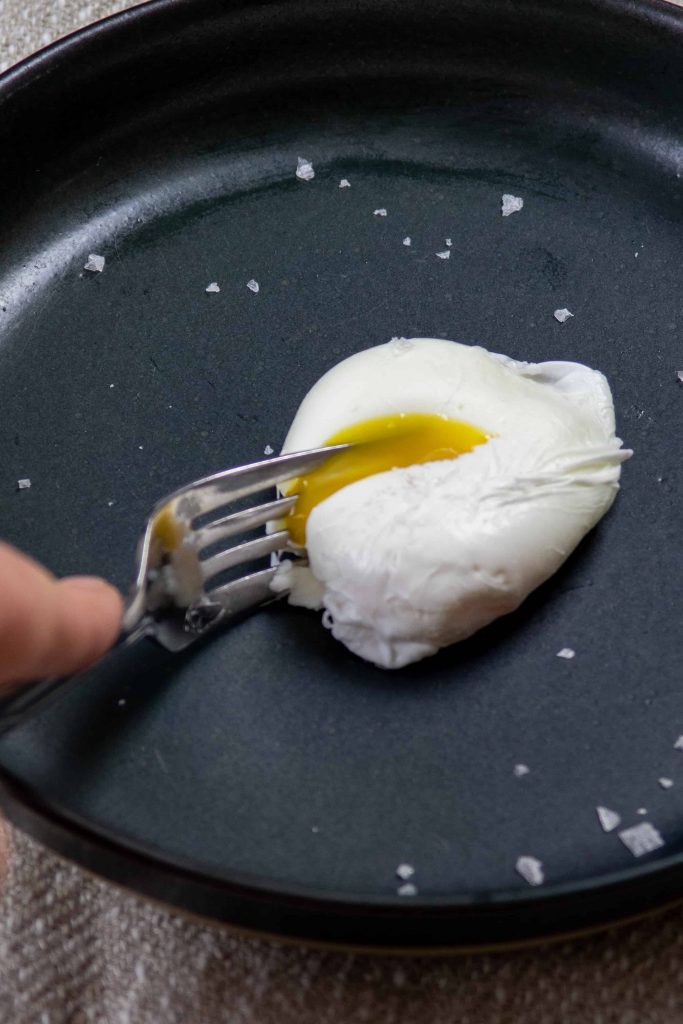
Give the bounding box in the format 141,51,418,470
0,0,682,950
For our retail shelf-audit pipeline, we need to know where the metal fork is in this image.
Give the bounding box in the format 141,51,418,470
0,445,348,732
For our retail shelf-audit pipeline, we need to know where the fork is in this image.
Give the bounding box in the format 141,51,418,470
0,445,349,733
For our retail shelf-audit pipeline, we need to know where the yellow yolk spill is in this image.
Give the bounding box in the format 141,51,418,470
284,412,490,545
151,502,186,553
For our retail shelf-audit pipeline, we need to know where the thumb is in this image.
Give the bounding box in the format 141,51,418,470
0,543,123,691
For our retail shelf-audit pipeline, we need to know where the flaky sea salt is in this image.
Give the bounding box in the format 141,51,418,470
516,856,544,886
637,808,648,816
374,208,388,217
16,478,31,490
397,883,418,897
296,157,315,181
501,194,524,216
402,237,411,246
513,764,530,778
84,253,105,272
674,736,683,751
396,863,415,881
554,308,574,323
676,371,683,384
339,179,351,189
618,822,664,857
435,250,450,260
596,806,621,833
205,282,220,293
247,279,259,293
445,238,452,247
556,647,575,660
263,444,274,455
659,777,674,790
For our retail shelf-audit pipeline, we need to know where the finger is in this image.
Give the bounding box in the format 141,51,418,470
0,543,123,689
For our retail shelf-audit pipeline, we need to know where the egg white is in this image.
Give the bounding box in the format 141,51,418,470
272,338,631,669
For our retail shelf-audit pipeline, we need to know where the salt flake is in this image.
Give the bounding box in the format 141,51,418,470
205,282,220,293
402,237,412,246
84,253,105,273
396,863,415,880
247,279,260,293
501,194,524,216
554,308,574,323
445,238,452,247
16,478,31,490
556,647,575,660
397,883,418,897
513,764,530,777
296,157,315,181
676,371,683,384
374,208,388,217
637,808,648,816
596,806,621,833
618,822,664,857
674,735,683,751
435,250,451,260
659,777,674,790
516,856,544,886
263,444,274,455
339,179,351,189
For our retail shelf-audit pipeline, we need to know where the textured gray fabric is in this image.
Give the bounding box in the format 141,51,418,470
2,2,683,1021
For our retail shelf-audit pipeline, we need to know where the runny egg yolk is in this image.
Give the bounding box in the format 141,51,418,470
284,412,490,545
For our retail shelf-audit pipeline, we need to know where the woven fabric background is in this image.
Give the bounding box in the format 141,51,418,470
2,2,683,1021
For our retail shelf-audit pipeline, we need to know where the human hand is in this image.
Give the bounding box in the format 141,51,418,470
0,542,123,692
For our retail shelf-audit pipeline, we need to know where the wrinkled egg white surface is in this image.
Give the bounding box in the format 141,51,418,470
272,338,631,669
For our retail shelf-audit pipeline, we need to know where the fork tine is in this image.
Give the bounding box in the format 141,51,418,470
201,529,289,583
157,444,351,522
206,566,282,617
193,495,297,551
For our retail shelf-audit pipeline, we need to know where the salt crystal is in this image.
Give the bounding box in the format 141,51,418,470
84,253,105,272
501,194,524,216
402,237,412,246
619,822,664,857
659,777,674,790
396,863,415,880
247,279,259,293
596,806,621,832
445,238,452,247
637,808,648,815
515,856,544,886
513,764,530,777
435,250,451,260
674,736,683,751
296,157,315,181
397,882,418,896
205,282,220,293
263,444,274,455
107,500,115,507
339,179,351,189
556,647,575,660
118,698,126,707
676,371,683,383
311,826,319,834
16,478,31,490
554,308,574,323
109,383,115,388
374,208,388,217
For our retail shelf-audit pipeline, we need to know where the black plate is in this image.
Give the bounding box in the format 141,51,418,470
1,0,683,950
